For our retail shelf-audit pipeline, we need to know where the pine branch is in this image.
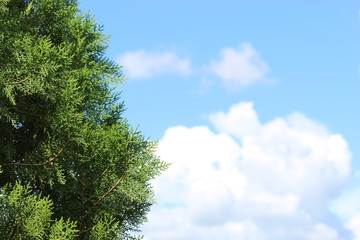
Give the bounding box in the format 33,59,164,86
83,193,96,204
84,167,109,190
12,109,48,118
20,17,40,22
79,168,110,204
91,168,127,210
3,76,30,85
1,136,70,167
78,168,127,235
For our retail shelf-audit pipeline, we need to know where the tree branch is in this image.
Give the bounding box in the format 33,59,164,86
1,136,70,167
84,167,109,190
12,109,48,118
91,168,127,210
78,168,127,234
3,76,30,85
79,167,109,203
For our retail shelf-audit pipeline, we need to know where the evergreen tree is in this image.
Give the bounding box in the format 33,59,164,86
0,0,168,239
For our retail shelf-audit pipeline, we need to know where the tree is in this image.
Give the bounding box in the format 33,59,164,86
0,0,168,239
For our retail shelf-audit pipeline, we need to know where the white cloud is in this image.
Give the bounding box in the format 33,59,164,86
209,43,269,89
142,102,352,240
116,43,270,90
209,102,261,138
116,50,191,79
307,224,343,240
346,215,360,240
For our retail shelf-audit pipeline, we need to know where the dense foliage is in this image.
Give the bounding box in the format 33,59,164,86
0,0,168,239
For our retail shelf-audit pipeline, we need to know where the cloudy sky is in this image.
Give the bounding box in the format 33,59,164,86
80,1,360,239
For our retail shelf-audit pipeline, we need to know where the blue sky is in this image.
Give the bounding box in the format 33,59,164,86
80,1,359,239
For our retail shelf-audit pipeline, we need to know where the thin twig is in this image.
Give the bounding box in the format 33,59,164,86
84,167,109,190
12,109,47,118
1,136,70,167
78,168,127,234
78,139,134,236
91,168,127,209
81,168,109,203
3,76,30,85
83,193,96,204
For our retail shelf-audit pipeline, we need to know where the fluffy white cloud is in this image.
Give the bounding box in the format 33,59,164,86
307,224,343,240
116,43,269,90
116,50,191,79
209,43,269,89
142,102,352,240
346,215,360,240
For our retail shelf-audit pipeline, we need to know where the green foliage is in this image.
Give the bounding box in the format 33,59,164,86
88,216,119,240
49,218,78,240
0,0,168,239
0,182,78,239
